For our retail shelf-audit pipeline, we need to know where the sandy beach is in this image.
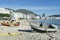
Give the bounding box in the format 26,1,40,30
0,30,60,40
0,21,60,40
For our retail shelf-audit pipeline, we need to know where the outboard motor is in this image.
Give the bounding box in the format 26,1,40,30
49,24,55,29
40,22,43,27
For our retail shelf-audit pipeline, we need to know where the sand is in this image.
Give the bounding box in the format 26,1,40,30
0,31,60,40
0,21,60,40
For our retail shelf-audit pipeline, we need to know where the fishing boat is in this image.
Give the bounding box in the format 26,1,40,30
30,23,58,32
1,20,20,26
30,14,58,32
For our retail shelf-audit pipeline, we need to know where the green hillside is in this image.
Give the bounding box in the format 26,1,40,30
16,9,37,16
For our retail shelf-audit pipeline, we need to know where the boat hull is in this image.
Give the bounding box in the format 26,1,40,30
30,24,57,32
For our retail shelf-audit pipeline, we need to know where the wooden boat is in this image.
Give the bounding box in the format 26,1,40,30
30,24,58,32
1,22,10,26
1,22,20,26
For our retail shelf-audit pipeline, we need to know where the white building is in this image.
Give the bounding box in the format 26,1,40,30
0,8,11,14
46,16,60,20
13,12,24,19
13,12,36,20
54,17,60,19
26,13,36,19
35,16,40,19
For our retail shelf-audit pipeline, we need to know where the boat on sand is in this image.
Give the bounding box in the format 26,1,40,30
30,23,58,32
1,20,20,26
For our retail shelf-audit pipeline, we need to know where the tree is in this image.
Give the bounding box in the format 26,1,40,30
0,13,10,17
4,14,10,17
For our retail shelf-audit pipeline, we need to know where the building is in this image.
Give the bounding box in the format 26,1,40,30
35,16,40,19
0,8,11,14
0,8,40,20
13,12,37,20
13,12,24,19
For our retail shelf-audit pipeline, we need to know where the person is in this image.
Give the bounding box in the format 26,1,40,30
40,22,43,27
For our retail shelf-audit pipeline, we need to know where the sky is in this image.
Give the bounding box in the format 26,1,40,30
0,0,60,16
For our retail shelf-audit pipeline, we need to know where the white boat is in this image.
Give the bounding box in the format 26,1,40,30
30,24,58,32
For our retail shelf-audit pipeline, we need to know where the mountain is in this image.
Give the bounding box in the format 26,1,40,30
5,8,15,12
15,9,38,16
49,14,60,17
4,8,40,16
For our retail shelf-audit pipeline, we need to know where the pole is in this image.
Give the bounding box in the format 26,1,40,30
45,17,48,35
